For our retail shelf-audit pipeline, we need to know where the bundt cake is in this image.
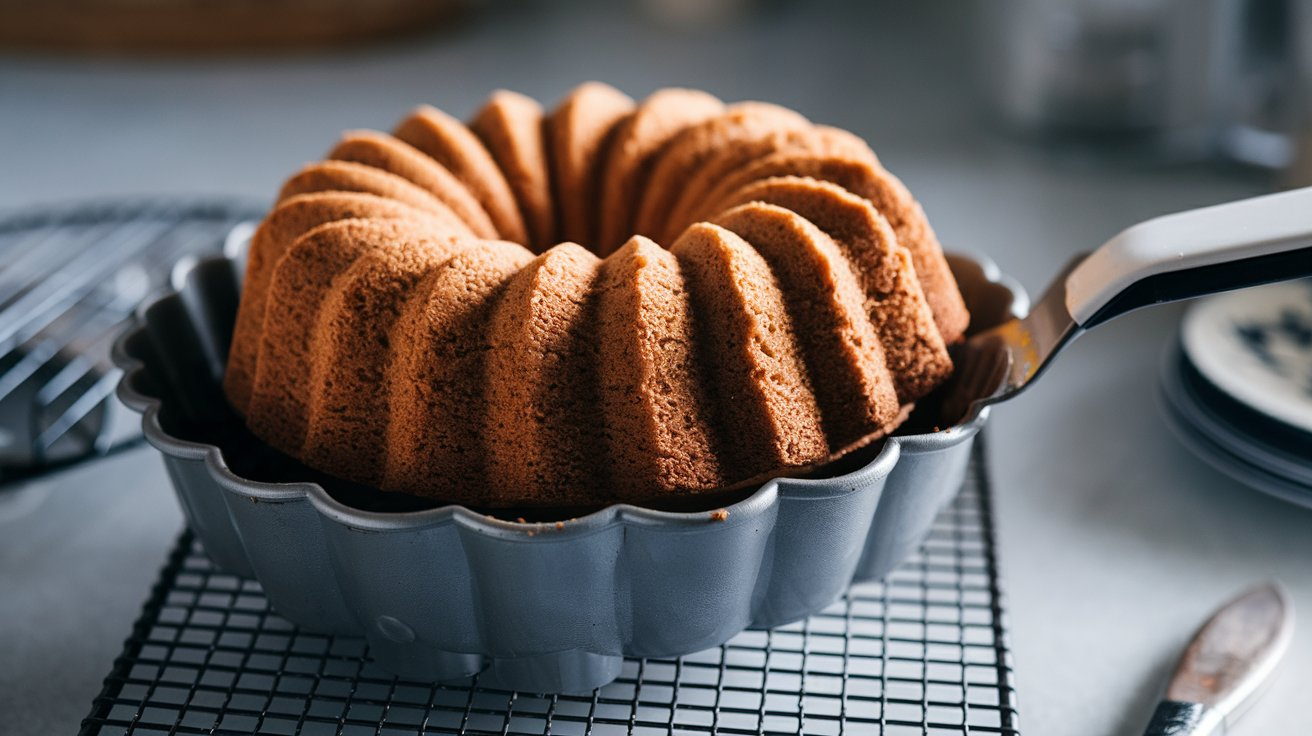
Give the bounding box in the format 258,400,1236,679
224,82,970,508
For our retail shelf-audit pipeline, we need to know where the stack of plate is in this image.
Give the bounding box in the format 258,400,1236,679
1159,279,1312,508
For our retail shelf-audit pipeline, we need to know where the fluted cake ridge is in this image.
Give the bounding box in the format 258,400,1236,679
223,82,969,507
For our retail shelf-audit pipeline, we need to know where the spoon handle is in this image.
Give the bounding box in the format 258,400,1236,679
1064,186,1312,329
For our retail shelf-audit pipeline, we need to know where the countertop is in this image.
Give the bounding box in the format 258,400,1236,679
2,2,1309,734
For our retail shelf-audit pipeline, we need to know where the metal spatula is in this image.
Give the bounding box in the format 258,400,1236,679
950,187,1312,419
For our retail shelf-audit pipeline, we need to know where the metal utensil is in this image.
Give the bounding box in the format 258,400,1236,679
951,186,1312,420
1142,582,1294,736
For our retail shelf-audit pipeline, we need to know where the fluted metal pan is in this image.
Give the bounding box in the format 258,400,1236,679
112,241,1025,693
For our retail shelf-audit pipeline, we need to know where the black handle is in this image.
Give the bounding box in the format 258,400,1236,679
1143,700,1207,736
1083,244,1312,329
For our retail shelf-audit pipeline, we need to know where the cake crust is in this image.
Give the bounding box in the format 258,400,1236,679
246,219,463,455
670,222,828,480
712,203,901,450
696,153,969,343
546,82,635,248
595,236,724,498
300,236,466,485
382,241,535,500
662,125,876,243
632,102,810,240
225,192,465,414
329,131,500,239
594,88,724,255
276,160,471,227
395,105,529,245
483,243,607,506
713,176,952,402
470,90,556,252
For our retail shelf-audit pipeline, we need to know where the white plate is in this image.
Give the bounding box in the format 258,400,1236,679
1158,370,1312,510
1181,280,1312,434
1161,349,1312,486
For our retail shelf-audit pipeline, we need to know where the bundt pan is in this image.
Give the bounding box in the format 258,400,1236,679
113,232,1024,693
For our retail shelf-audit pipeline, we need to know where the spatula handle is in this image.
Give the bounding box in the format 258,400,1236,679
1142,700,1222,735
1064,187,1312,329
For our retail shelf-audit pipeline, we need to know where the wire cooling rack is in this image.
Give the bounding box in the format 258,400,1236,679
0,199,262,482
79,439,1018,736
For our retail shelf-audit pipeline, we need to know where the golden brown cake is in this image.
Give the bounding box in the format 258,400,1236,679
469,90,555,252
594,88,724,255
544,81,635,248
225,82,970,507
631,102,811,240
327,130,500,239
393,105,529,246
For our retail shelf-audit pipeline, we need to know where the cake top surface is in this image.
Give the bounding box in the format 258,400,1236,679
223,83,969,508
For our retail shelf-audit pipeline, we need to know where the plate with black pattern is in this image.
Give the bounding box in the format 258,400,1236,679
1181,280,1312,437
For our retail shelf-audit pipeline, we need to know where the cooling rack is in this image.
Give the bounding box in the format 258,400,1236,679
79,439,1018,736
0,199,261,483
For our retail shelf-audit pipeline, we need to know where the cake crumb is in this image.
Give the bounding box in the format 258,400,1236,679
515,517,526,523
555,521,565,530
710,509,730,522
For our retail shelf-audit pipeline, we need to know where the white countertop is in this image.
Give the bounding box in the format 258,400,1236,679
2,3,1309,734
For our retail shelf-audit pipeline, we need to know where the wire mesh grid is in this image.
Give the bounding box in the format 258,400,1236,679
79,439,1017,736
0,199,260,481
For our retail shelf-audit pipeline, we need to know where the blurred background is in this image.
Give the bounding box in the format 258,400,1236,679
3,0,1309,212
2,0,1309,288
2,1,1310,735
